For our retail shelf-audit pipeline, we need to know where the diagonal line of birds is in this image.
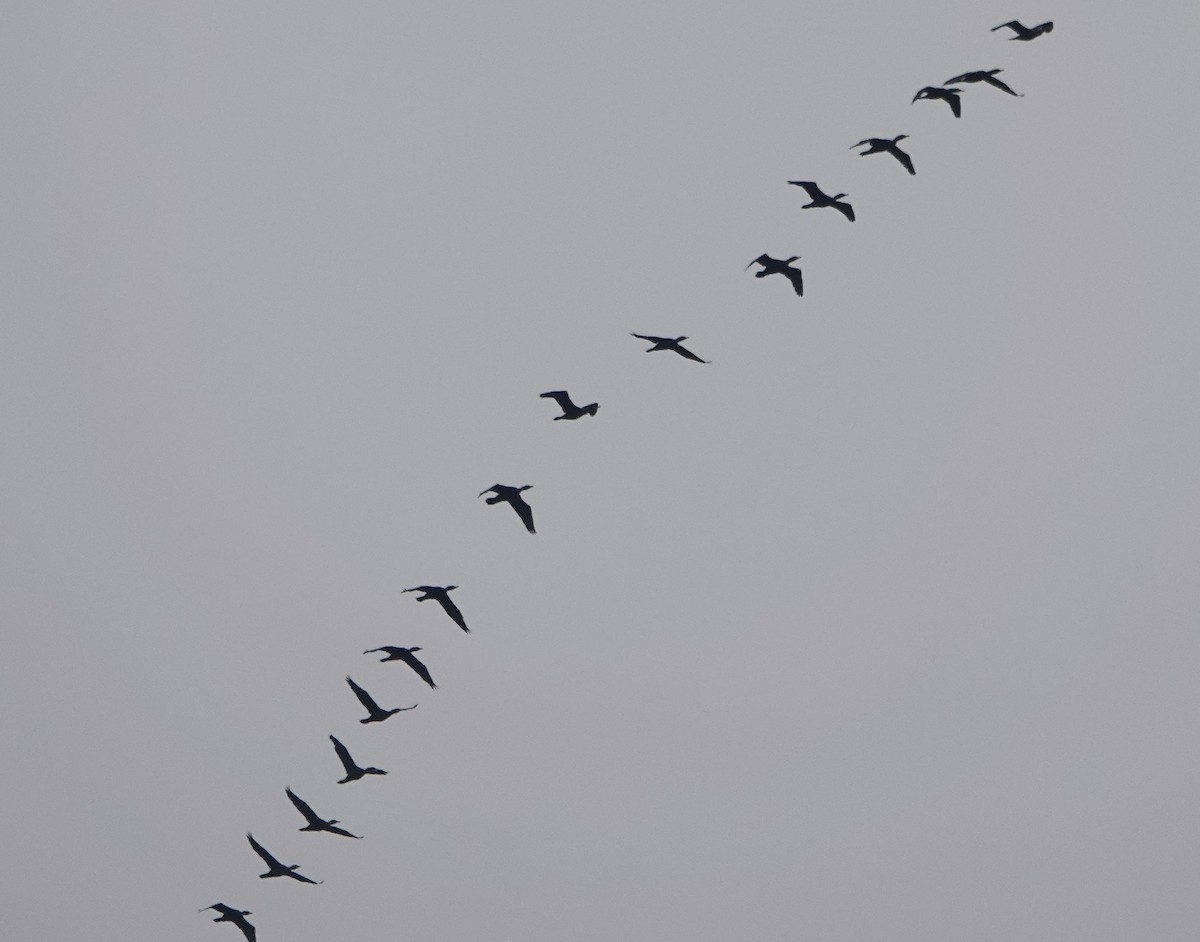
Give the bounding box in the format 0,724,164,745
200,15,1054,939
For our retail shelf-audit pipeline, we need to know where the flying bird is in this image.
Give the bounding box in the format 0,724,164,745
992,20,1053,40
479,484,536,534
630,333,709,363
245,833,322,884
746,254,804,296
403,584,470,632
852,136,916,175
285,787,362,839
786,181,855,222
364,646,437,689
540,390,599,420
945,69,1022,96
200,904,256,942
912,86,962,118
329,734,388,783
346,675,416,724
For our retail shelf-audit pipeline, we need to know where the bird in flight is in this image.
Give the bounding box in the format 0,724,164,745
285,787,362,839
631,333,709,363
479,484,536,534
364,645,437,689
746,254,804,296
245,833,322,884
403,584,470,632
200,904,256,942
540,390,599,421
329,734,387,783
912,85,963,118
346,675,416,724
945,69,1022,96
787,181,855,222
852,136,916,175
992,20,1053,40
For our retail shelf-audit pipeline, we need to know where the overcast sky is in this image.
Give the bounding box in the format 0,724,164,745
4,2,1200,940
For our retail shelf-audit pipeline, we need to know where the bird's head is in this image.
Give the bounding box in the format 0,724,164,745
445,584,458,591
409,646,422,652
786,256,800,263
895,134,909,141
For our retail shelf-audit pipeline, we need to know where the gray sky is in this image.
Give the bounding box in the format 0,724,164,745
4,2,1200,940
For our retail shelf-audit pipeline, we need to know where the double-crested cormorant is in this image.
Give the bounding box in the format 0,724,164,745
364,646,437,689
912,85,963,118
746,254,804,296
329,734,387,783
540,390,599,420
786,181,855,222
992,20,1053,40
631,333,709,363
346,675,415,724
478,484,536,534
852,136,916,175
945,69,1022,96
245,833,322,884
403,584,470,632
285,787,362,839
200,904,256,942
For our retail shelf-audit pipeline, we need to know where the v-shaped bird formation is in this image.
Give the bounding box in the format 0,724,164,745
200,14,1054,938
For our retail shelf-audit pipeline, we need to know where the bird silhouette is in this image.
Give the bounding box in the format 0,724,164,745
403,584,470,632
364,646,437,689
478,484,536,534
540,390,599,420
945,69,1022,96
329,734,388,783
786,181,855,222
631,333,709,363
245,833,322,884
285,787,362,839
912,85,963,118
992,20,1053,40
746,254,804,296
200,904,256,942
852,136,916,175
346,675,415,723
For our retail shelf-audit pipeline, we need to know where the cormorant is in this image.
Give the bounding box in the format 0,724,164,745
912,86,963,118
245,833,322,884
346,675,416,724
852,136,916,175
200,904,256,942
786,181,855,222
746,255,804,296
540,390,599,420
364,646,438,689
479,484,536,534
630,333,709,363
329,734,387,783
285,787,362,839
992,20,1053,40
403,584,470,632
945,69,1022,96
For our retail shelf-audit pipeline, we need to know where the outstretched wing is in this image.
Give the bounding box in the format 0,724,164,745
346,676,383,714
329,735,356,773
246,833,283,870
787,180,825,200
783,267,804,296
984,73,1021,96
510,493,536,534
631,332,665,343
285,787,321,826
404,652,438,689
231,913,257,942
745,253,771,270
947,92,962,118
438,595,470,632
833,200,855,223
671,342,709,364
891,145,916,175
283,868,322,885
991,20,1019,32
540,390,577,413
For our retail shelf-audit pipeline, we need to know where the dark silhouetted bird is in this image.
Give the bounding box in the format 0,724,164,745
540,390,599,420
746,255,804,296
478,484,536,534
945,69,1022,96
245,833,322,884
200,904,256,942
913,85,963,118
364,646,437,689
852,136,916,175
787,181,855,222
346,676,415,724
329,734,387,783
285,787,361,839
631,333,709,363
403,584,470,632
992,20,1053,40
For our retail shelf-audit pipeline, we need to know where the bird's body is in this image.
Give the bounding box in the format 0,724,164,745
540,390,599,420
346,675,415,724
992,19,1053,40
201,904,256,942
364,646,437,689
631,333,709,363
403,584,470,632
746,255,804,296
852,135,916,175
245,833,322,884
329,735,387,783
478,484,536,534
786,181,855,221
285,787,361,839
945,69,1022,96
912,85,963,118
